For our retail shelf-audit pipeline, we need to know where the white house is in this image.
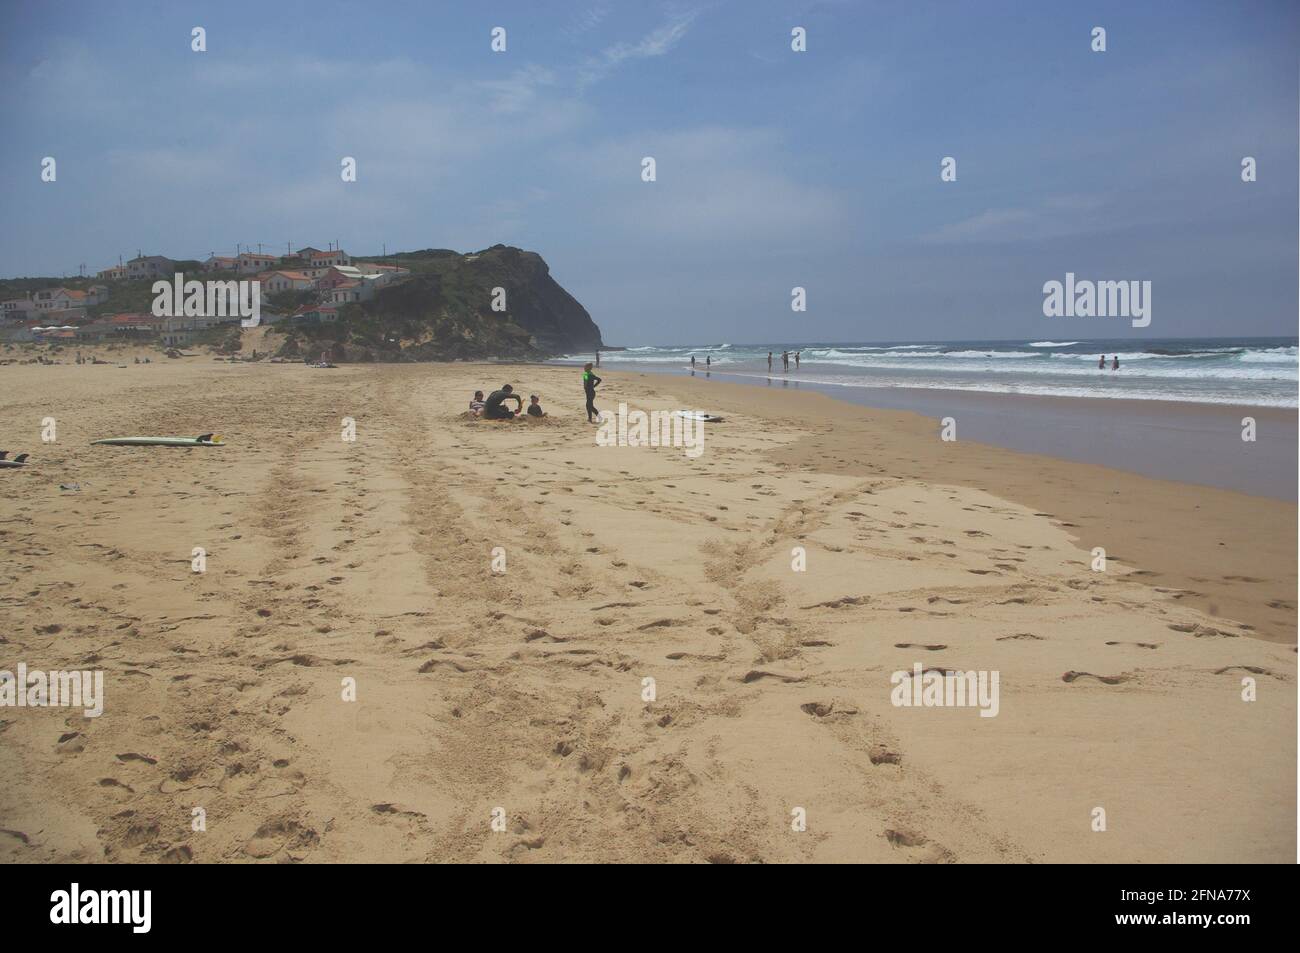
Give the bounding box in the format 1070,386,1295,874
126,255,175,280
32,287,104,312
237,252,279,274
306,248,351,269
259,270,315,293
327,279,375,304
1,295,36,322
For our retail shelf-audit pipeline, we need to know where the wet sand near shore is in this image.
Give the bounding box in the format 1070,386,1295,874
636,371,1298,645
612,367,1298,500
0,359,1293,863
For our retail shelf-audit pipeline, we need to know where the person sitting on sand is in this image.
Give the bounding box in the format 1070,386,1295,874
483,384,523,420
526,394,546,417
469,390,486,415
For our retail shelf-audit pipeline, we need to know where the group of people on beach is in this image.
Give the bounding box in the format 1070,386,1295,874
1099,354,1121,371
768,350,800,371
466,362,604,423
469,385,547,419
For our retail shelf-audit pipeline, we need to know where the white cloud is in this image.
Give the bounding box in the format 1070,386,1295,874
578,9,700,88
561,125,845,242
922,195,1112,244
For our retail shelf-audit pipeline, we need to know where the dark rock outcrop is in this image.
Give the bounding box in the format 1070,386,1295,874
277,244,602,362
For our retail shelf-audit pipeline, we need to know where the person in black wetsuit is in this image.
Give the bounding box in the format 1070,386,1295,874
582,363,602,423
483,384,522,419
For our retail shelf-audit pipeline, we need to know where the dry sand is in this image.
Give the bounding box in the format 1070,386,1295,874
0,358,1294,863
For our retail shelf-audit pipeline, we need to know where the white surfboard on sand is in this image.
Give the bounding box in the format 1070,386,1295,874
675,411,723,422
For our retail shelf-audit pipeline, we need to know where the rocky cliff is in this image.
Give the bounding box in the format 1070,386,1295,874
277,245,603,362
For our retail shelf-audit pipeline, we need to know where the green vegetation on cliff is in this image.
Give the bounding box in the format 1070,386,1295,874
281,245,603,362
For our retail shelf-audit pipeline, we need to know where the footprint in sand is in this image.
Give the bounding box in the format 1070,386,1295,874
1213,665,1272,676
741,670,805,684
1062,671,1129,685
1167,622,1237,638
884,828,927,848
869,747,902,765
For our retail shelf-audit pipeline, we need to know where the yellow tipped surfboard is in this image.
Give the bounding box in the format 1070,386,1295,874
92,433,225,447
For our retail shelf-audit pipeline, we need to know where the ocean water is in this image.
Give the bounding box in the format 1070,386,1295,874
556,337,1299,408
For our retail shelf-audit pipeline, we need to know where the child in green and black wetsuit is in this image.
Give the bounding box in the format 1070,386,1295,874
582,363,602,423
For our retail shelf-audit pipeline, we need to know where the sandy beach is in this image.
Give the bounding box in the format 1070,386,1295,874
0,357,1294,863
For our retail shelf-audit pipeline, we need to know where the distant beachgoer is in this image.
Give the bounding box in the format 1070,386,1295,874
526,394,546,417
1112,355,1120,371
782,350,789,371
595,350,601,368
483,384,522,419
691,355,696,368
469,390,486,415
767,351,773,372
1098,354,1105,370
706,355,711,368
795,351,801,369
583,363,602,423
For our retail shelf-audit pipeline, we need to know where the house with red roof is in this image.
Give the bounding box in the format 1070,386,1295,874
259,270,315,293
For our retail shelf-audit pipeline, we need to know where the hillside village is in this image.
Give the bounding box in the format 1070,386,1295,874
0,245,411,348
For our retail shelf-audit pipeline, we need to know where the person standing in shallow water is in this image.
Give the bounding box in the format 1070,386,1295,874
1098,354,1106,370
583,362,602,423
767,351,773,373
1112,355,1120,371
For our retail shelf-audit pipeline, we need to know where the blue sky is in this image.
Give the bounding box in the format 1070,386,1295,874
1,0,1296,344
